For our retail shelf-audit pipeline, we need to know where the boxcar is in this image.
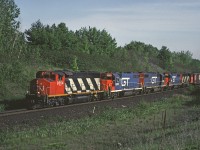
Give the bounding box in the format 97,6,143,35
193,73,200,85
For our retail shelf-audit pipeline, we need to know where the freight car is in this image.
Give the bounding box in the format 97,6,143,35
26,70,200,109
191,73,200,85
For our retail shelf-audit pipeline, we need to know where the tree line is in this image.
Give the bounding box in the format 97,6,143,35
1,0,200,100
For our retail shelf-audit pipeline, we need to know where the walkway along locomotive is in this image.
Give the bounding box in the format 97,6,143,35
26,70,200,109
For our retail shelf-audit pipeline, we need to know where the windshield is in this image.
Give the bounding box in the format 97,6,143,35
36,71,55,81
101,73,113,80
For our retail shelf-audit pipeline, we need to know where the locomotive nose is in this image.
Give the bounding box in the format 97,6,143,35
29,79,38,95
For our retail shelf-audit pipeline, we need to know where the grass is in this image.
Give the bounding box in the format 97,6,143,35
0,87,200,149
0,104,5,112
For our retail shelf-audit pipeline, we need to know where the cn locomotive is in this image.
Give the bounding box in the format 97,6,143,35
26,70,200,109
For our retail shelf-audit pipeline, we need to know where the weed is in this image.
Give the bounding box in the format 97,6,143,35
0,104,5,112
0,91,200,149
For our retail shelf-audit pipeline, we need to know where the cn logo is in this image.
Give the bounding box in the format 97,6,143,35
151,77,157,84
121,78,130,87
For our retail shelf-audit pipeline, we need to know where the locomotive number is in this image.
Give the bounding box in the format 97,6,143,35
57,81,64,86
121,78,130,87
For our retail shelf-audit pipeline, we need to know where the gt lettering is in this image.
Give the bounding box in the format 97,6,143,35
151,77,157,84
172,76,176,82
121,78,130,87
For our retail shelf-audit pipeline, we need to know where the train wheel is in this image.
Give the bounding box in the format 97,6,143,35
64,98,70,105
145,89,150,94
139,90,143,95
58,97,65,106
26,99,41,109
98,93,104,101
27,103,41,110
119,92,124,97
132,91,136,96
110,93,116,99
160,87,164,92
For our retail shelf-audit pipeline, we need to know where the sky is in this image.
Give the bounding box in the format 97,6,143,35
15,0,200,59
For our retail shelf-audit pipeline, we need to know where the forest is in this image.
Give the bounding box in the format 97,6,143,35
1,0,200,100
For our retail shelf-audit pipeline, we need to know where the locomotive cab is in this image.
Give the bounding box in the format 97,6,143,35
30,71,65,96
100,72,115,91
163,73,171,89
26,71,66,109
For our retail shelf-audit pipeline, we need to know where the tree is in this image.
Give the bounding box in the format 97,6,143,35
25,20,47,46
0,0,21,62
144,52,150,71
71,56,79,71
75,27,117,55
158,46,173,70
178,50,192,65
25,21,77,51
25,21,68,65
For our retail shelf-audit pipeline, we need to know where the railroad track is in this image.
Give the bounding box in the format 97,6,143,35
0,87,189,130
0,109,26,116
0,87,187,118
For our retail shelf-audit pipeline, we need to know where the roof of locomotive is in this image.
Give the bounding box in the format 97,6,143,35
54,70,73,76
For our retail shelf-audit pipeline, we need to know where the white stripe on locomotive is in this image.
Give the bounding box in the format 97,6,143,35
86,78,94,90
77,78,86,91
182,75,190,83
94,78,100,90
68,78,77,92
65,83,72,94
182,76,186,83
186,76,189,82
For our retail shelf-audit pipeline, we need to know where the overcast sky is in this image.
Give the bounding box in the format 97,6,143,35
15,0,200,59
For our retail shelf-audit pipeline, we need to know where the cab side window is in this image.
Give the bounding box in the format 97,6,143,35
58,75,63,81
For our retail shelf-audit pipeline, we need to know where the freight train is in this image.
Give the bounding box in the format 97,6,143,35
26,70,200,109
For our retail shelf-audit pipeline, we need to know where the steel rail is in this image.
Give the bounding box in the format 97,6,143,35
0,87,187,117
